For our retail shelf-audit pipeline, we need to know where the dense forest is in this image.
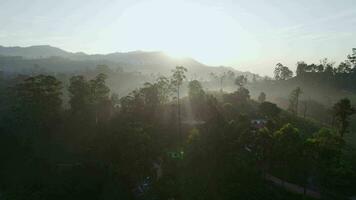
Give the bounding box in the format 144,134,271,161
0,48,356,200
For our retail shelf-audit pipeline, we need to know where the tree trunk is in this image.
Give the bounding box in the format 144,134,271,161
177,85,182,147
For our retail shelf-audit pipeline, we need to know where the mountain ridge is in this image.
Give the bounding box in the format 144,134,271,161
0,45,256,78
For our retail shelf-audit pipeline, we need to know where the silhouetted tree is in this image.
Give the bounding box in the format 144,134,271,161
235,87,250,103
258,92,266,103
296,61,308,77
171,66,187,146
188,80,206,118
332,98,355,137
336,61,352,74
234,75,247,87
288,87,302,116
347,48,356,68
14,75,62,130
274,63,293,80
89,73,110,123
69,75,90,113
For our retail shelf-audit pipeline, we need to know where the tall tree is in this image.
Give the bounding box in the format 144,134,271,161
171,66,187,147
288,87,302,116
320,58,335,76
274,63,293,80
258,92,266,103
89,73,110,123
90,73,110,104
14,75,62,131
210,72,227,92
155,76,172,104
68,75,90,114
235,87,250,103
347,48,356,68
253,128,273,177
218,72,227,92
273,124,303,183
332,98,355,137
188,80,206,119
296,61,308,77
234,75,247,88
188,80,205,102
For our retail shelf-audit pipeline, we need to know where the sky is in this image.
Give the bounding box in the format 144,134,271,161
1,0,356,75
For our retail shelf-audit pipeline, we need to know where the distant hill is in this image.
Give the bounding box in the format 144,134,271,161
0,45,257,78
0,45,71,58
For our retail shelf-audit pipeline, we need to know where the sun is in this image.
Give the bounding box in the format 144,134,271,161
111,0,259,66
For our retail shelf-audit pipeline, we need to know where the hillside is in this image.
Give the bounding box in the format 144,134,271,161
0,45,256,78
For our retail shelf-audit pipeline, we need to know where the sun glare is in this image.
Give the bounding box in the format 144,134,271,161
112,0,259,65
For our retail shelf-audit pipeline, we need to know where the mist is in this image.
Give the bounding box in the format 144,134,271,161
1,1,356,199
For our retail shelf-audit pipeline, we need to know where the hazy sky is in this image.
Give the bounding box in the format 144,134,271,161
1,0,355,75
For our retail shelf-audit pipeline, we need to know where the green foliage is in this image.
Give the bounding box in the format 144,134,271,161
171,66,187,92
273,124,303,163
14,75,62,129
332,98,356,137
288,87,302,115
69,75,91,113
1,67,356,200
235,87,250,102
259,101,281,119
274,63,293,80
188,80,204,100
89,73,110,104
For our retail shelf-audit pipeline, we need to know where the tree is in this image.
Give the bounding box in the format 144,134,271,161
226,70,235,81
306,128,345,192
171,66,187,147
332,98,355,137
89,73,110,123
90,73,110,104
235,87,250,102
274,63,293,80
188,80,206,118
13,75,62,158
347,48,356,68
259,101,281,119
14,75,62,132
141,82,160,109
68,75,90,113
272,124,303,183
171,66,187,94
307,128,344,165
155,76,172,104
210,72,227,92
234,75,247,87
288,87,302,116
188,80,205,102
320,58,335,76
258,92,266,103
218,72,227,92
296,61,308,77
253,128,273,177
336,61,352,74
